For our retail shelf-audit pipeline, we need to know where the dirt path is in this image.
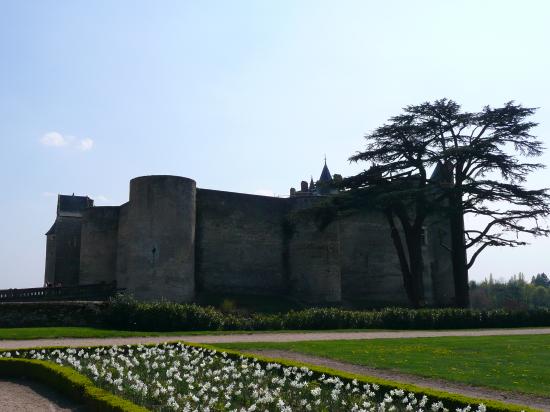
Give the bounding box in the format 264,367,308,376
246,349,550,411
1,327,550,350
0,378,85,411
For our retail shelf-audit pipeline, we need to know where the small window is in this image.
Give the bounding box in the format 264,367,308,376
421,227,428,246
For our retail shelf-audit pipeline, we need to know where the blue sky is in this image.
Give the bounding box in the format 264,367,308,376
1,1,549,288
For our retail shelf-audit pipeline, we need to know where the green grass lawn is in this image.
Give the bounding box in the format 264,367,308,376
0,327,216,340
0,327,297,340
215,334,550,397
0,326,391,340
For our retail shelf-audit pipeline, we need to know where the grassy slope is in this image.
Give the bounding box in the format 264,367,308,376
215,334,550,397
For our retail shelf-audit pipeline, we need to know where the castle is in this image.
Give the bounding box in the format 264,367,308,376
44,162,454,307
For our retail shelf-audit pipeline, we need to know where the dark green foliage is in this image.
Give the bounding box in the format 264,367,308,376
103,295,229,330
196,292,305,314
3,295,550,330
102,295,550,331
470,273,550,309
531,272,550,288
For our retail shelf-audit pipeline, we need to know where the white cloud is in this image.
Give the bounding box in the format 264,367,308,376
254,189,275,197
77,137,94,151
40,132,67,147
40,131,94,152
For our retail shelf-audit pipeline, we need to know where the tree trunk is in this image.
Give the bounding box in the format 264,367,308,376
385,210,421,307
385,210,425,308
449,190,469,308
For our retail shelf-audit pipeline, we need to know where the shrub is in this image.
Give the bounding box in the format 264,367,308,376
100,295,550,332
103,295,227,331
3,295,550,331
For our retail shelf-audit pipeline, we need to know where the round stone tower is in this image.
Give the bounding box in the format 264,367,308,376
116,175,196,301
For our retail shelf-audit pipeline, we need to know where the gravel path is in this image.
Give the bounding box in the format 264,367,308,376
0,378,85,411
245,349,550,411
1,327,550,350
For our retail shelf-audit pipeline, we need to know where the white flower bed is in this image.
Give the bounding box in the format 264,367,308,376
1,343,488,412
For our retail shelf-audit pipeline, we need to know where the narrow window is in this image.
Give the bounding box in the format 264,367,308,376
421,227,429,246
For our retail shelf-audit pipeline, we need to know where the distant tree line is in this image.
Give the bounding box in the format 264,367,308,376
470,273,550,309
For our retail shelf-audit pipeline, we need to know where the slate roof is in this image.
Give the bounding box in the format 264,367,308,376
319,162,332,183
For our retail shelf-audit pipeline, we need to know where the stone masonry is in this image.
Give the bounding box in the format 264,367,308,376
44,164,454,307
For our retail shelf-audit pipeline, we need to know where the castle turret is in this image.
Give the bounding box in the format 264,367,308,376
316,158,335,195
289,157,337,197
116,175,196,301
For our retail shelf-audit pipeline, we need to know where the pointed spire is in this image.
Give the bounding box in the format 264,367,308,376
309,176,315,191
319,156,332,183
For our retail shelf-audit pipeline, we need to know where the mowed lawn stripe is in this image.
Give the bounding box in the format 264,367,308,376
215,334,550,397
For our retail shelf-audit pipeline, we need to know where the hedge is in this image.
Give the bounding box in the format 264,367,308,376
1,295,550,331
101,295,550,331
0,357,147,412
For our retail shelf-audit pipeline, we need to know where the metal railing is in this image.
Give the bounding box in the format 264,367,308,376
0,282,123,302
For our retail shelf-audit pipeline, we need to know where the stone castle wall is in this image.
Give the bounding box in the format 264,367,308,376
47,216,82,287
339,211,409,306
79,206,119,285
196,188,288,296
45,175,455,306
286,197,342,303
